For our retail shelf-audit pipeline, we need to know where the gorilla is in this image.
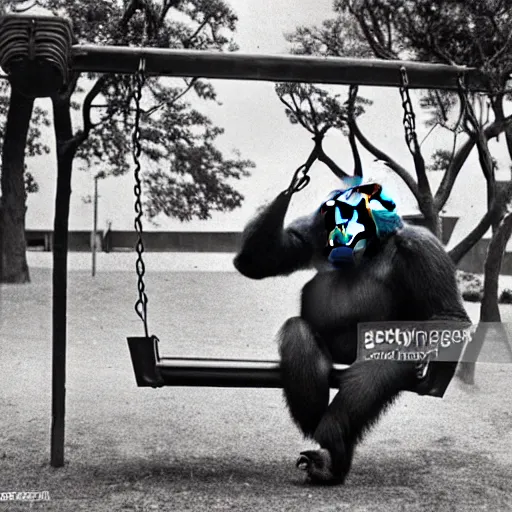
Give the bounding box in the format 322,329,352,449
233,178,470,485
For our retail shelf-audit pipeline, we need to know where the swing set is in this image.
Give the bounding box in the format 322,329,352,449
0,13,488,469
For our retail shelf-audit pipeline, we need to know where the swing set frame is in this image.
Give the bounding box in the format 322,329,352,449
0,13,490,469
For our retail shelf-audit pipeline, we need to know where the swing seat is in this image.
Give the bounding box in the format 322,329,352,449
127,336,347,388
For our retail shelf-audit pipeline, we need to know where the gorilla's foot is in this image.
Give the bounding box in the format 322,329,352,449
296,449,343,485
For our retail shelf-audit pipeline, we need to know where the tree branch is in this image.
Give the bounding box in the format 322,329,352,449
350,6,398,60
118,0,159,41
409,137,430,199
386,13,393,51
491,93,512,161
305,26,343,56
68,75,110,151
429,37,458,65
449,181,512,263
277,93,315,134
346,85,362,177
435,114,512,210
349,117,420,200
313,132,350,179
366,5,388,50
159,0,180,24
144,78,198,116
183,18,211,48
119,0,141,30
348,126,363,177
306,95,321,134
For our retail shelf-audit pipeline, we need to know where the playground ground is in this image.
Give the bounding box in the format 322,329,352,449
1,252,512,511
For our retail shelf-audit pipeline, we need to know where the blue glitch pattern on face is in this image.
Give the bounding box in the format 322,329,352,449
320,183,400,266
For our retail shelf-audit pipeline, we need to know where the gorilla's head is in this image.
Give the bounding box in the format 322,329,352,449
320,180,402,267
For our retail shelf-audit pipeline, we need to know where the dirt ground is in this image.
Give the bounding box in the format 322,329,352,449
1,253,512,511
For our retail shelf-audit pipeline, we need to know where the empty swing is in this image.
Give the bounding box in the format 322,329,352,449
125,59,348,390
126,63,429,391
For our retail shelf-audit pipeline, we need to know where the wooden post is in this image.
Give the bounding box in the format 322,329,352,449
50,99,74,468
50,174,68,467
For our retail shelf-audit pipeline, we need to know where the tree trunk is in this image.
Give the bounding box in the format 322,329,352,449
491,94,512,178
422,210,441,240
456,109,509,384
417,193,441,239
0,89,34,283
457,210,512,384
476,136,498,233
449,182,512,264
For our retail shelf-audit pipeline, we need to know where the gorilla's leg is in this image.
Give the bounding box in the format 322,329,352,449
298,359,417,484
278,317,332,438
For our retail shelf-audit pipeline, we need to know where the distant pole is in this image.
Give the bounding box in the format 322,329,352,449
92,174,99,277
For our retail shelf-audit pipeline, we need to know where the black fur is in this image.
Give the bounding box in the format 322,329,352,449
234,191,470,484
278,317,331,437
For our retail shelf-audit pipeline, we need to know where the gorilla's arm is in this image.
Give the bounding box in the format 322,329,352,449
234,191,321,279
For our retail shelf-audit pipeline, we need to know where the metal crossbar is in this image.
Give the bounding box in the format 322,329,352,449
70,45,489,91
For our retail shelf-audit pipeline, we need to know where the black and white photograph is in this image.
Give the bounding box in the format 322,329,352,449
1,0,512,510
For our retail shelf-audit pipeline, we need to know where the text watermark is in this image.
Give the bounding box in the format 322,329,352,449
0,491,50,502
357,322,512,363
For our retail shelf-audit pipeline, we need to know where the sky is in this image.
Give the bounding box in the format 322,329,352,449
22,0,512,248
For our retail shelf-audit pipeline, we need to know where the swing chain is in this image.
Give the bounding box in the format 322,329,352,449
286,139,322,195
399,66,420,157
287,163,311,194
132,57,149,338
